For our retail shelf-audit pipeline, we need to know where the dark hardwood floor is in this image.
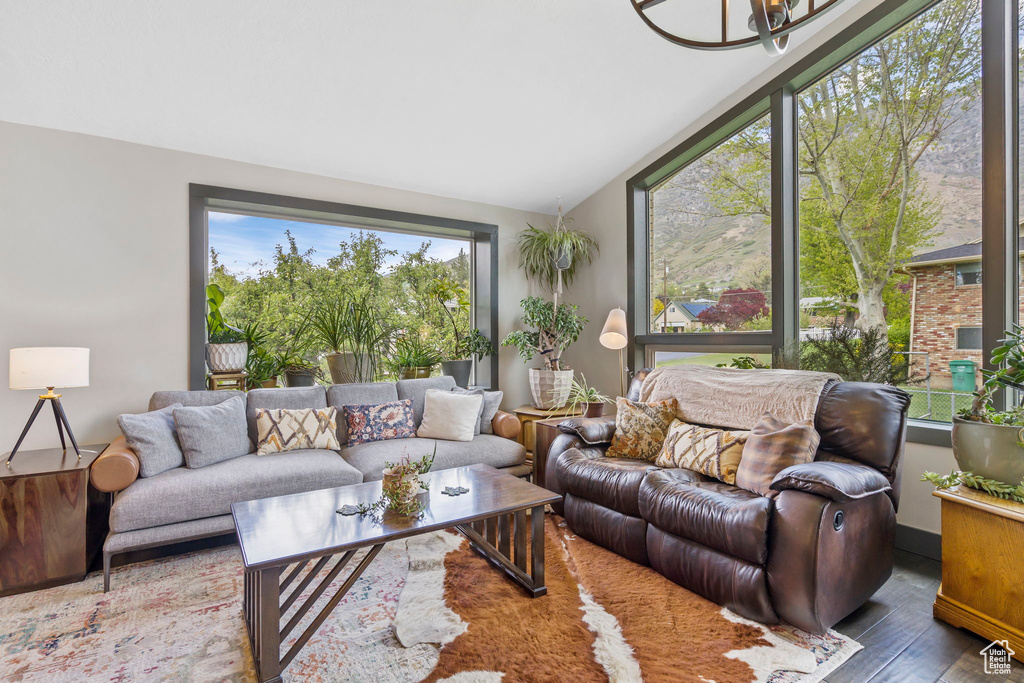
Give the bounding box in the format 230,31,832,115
827,549,1020,683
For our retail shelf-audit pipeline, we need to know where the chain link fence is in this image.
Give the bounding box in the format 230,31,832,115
902,386,974,423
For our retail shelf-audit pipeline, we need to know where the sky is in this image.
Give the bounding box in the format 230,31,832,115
209,212,470,278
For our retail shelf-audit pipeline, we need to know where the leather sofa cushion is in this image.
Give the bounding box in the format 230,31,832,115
340,434,525,481
640,469,772,565
770,461,892,501
558,417,616,445
815,381,910,476
557,451,660,517
110,449,362,533
564,494,650,565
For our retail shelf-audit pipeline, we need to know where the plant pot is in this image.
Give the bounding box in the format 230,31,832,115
952,417,1024,484
584,402,605,418
260,377,278,389
285,369,317,387
441,359,473,388
206,342,248,373
529,368,573,409
382,472,427,508
326,352,358,384
400,366,433,380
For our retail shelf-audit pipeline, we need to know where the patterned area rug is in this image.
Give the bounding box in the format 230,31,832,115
0,515,860,682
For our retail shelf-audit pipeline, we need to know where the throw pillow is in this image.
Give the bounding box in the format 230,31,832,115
343,399,416,446
418,389,483,442
117,403,184,478
655,419,749,485
173,395,252,468
479,390,503,435
450,387,486,435
735,412,820,496
606,397,677,462
256,407,341,455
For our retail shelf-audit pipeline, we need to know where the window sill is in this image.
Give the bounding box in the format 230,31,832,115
906,419,952,448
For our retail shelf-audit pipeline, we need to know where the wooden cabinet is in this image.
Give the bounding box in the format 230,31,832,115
933,485,1024,662
533,418,573,489
512,405,580,459
0,444,109,596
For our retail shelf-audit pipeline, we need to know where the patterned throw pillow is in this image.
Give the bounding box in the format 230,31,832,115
735,412,820,496
655,419,749,484
606,397,678,462
256,407,341,455
343,399,417,446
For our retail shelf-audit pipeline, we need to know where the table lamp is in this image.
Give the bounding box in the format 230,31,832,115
7,347,90,467
599,309,628,397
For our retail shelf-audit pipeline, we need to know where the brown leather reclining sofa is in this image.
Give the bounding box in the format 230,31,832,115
543,369,910,634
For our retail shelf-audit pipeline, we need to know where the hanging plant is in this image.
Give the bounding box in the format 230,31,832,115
517,208,599,293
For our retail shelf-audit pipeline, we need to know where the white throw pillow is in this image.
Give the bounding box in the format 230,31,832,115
417,389,483,442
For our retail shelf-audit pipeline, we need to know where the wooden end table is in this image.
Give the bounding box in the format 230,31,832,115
933,485,1024,662
512,405,580,462
232,464,561,683
0,443,109,596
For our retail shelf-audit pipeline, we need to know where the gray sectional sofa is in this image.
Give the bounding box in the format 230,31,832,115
91,376,526,590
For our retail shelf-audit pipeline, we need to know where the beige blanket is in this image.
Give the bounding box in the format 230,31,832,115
638,365,841,430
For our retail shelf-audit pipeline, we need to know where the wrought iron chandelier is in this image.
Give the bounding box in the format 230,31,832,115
630,0,844,55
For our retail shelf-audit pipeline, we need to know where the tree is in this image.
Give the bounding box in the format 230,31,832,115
703,0,981,338
697,288,768,328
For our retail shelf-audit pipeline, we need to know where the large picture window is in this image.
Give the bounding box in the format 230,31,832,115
628,0,1017,443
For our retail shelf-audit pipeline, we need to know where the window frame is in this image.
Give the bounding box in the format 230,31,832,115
955,261,983,287
627,0,1019,447
954,325,984,351
188,184,500,390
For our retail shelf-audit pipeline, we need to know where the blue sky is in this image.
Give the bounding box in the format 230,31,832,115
209,212,470,278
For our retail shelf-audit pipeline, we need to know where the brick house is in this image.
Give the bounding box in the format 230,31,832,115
905,238,1024,388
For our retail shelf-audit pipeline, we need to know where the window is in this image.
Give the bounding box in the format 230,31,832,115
956,326,983,350
648,114,771,334
628,0,1015,444
650,350,771,369
956,262,982,286
189,185,499,389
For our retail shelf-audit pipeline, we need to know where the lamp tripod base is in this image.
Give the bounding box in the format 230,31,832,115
6,391,81,468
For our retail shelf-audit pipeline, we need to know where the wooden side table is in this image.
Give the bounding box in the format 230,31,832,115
533,417,577,489
208,372,247,391
0,444,109,596
933,485,1024,662
512,405,581,461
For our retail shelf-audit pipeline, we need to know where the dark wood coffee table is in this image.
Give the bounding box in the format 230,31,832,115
231,464,561,683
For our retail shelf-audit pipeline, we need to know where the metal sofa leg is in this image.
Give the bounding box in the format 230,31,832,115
103,551,112,593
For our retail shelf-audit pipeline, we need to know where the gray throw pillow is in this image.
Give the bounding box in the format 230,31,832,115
173,395,252,468
480,390,503,434
450,388,485,435
117,403,184,478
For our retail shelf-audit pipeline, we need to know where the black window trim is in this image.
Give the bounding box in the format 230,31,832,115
626,0,1019,448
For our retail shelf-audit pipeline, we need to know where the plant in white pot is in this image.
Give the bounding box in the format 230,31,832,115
924,325,1024,500
502,296,587,409
206,283,248,373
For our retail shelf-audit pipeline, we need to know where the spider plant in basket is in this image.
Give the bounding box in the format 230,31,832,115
567,374,612,418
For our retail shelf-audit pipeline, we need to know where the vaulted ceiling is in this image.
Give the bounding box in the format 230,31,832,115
0,1,856,213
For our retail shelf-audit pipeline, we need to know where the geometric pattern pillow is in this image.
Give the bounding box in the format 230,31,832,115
256,407,341,455
342,399,417,446
655,419,749,484
735,411,820,496
606,397,678,462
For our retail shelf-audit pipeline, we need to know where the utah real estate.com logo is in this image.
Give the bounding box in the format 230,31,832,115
980,640,1015,675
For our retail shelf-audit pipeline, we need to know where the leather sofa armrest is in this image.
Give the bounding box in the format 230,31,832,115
558,416,616,445
769,461,891,502
491,410,521,440
90,436,140,493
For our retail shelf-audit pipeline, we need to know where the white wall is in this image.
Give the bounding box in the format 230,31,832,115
0,121,553,452
562,0,949,535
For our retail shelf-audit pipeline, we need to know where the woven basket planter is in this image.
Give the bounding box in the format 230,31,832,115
529,368,573,409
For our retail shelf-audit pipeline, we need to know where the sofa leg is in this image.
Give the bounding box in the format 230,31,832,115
103,551,112,593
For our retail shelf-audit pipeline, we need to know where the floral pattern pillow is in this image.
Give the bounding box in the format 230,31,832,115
343,399,416,446
606,397,678,462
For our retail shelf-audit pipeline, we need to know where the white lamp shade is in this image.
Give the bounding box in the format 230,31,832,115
9,347,90,390
599,308,628,350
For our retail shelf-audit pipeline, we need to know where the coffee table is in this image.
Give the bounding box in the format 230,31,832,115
231,464,561,683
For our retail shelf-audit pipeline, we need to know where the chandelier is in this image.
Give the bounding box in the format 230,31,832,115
630,0,844,55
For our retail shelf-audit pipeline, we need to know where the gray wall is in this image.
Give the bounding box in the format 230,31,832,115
0,121,553,453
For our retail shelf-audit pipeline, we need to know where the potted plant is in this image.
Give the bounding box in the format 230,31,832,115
431,276,473,387
463,328,496,386
310,295,393,384
568,374,611,418
946,325,1024,486
206,283,248,373
517,209,599,294
391,337,442,380
242,322,281,389
501,296,587,409
280,354,320,387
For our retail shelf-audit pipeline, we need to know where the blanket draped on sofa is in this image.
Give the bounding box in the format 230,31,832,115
638,366,841,430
